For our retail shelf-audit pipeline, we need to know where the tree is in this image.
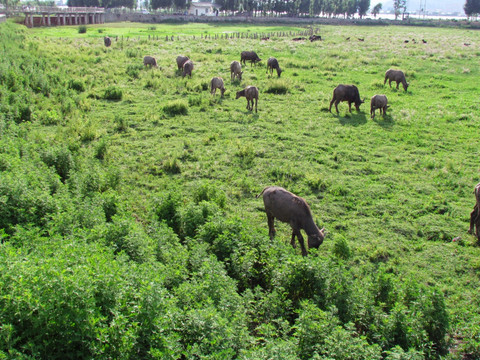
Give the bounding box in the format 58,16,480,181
393,0,406,20
371,2,381,17
464,0,480,18
357,0,369,18
1,0,20,12
151,0,171,9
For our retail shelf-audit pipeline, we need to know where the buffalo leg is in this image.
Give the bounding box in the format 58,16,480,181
254,98,257,113
294,229,308,256
384,77,387,85
290,231,297,248
267,213,276,240
469,204,478,234
348,101,352,113
329,99,334,112
388,79,392,88
335,100,340,114
396,81,400,89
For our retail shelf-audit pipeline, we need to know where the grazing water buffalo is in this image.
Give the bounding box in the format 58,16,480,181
182,60,194,78
241,51,261,66
469,182,480,240
210,77,226,97
384,69,409,91
329,84,364,113
370,94,389,119
104,36,111,47
230,61,243,81
176,55,189,70
257,186,325,256
266,57,282,77
143,56,157,67
309,34,322,42
236,86,258,113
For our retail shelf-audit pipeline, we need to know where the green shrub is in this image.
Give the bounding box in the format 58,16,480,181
181,201,220,239
68,78,86,92
163,100,188,116
103,86,123,101
94,138,108,160
295,301,382,360
192,180,227,208
154,192,182,235
162,156,181,174
103,216,155,263
78,25,87,34
332,235,351,260
40,146,75,183
126,64,143,78
265,80,289,94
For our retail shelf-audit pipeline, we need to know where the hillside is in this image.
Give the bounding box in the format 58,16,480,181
1,20,480,359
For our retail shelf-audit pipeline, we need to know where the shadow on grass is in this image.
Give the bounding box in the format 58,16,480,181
333,112,367,126
373,114,394,129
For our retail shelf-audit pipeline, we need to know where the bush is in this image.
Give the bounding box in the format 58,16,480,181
265,80,289,94
40,146,75,183
295,301,382,360
78,25,87,34
180,201,220,239
103,86,123,101
163,100,188,116
332,235,351,260
103,216,155,263
154,192,182,235
192,180,227,208
68,79,86,92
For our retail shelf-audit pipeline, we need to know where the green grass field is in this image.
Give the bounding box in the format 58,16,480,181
1,20,480,359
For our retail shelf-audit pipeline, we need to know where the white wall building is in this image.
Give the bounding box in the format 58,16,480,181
188,1,219,16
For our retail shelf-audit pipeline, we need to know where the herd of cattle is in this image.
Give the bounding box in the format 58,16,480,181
102,35,480,254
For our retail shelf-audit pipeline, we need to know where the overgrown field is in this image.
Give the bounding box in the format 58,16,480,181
1,20,480,359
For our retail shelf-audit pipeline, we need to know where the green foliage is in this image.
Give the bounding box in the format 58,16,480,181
264,79,289,94
103,86,123,101
68,78,86,92
332,235,351,260
163,100,188,116
40,146,75,183
78,25,87,34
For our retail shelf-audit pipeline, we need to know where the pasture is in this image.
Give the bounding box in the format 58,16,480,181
1,20,480,358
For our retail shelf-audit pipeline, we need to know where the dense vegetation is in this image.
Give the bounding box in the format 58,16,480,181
1,20,480,359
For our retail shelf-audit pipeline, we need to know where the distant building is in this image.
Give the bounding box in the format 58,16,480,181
188,1,220,16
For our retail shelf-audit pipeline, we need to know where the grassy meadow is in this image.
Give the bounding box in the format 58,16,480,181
1,20,480,359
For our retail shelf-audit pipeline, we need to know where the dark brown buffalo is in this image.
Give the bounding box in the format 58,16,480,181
329,84,364,113
266,57,282,77
257,186,325,256
469,182,480,241
240,51,261,66
104,36,111,47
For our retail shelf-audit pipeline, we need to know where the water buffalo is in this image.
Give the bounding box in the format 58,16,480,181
176,55,189,70
329,84,364,113
370,94,389,119
182,60,194,78
241,51,261,66
257,186,325,256
143,56,157,67
266,57,282,77
210,77,225,97
468,182,480,240
104,36,111,47
230,60,243,81
384,69,409,91
236,86,258,113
